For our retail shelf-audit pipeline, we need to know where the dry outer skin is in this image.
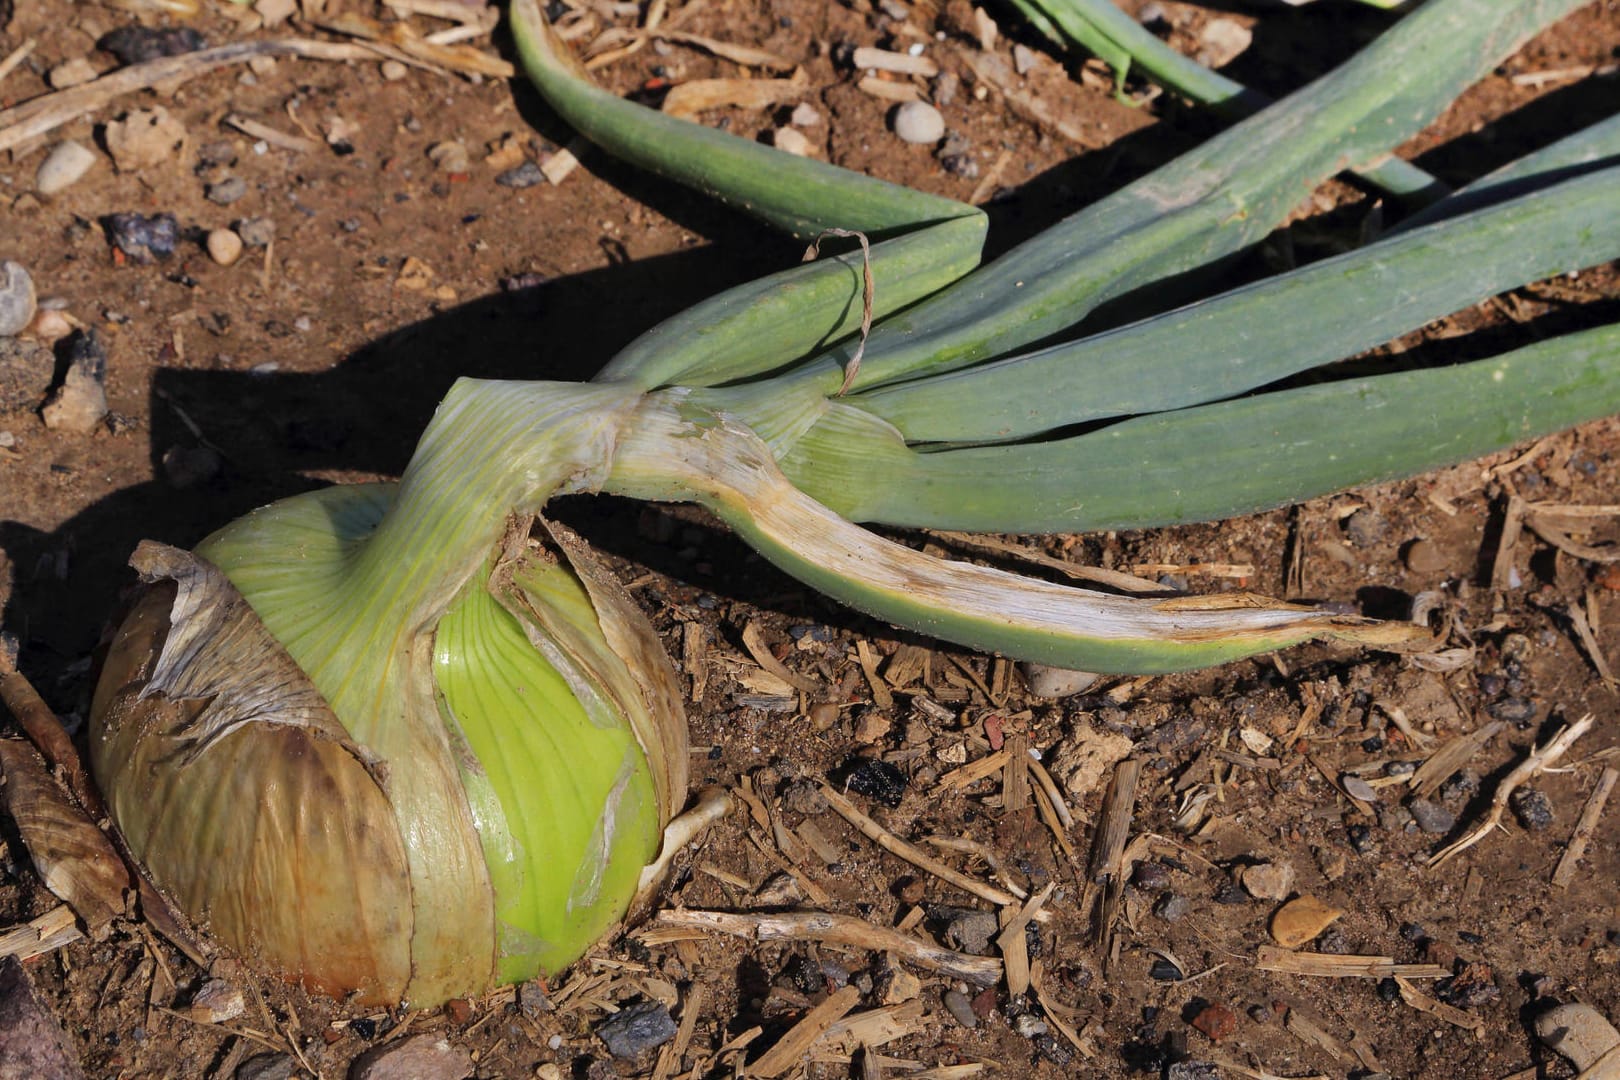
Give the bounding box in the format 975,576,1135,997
0,0,1618,1077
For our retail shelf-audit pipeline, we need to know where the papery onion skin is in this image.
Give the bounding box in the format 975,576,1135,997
89,483,688,1006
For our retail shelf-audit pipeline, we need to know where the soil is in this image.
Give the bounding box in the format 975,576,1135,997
1,0,1619,1078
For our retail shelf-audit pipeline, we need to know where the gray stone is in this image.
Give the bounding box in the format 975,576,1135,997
236,1054,295,1080
0,262,35,337
595,999,676,1060
496,161,545,189
206,176,248,205
1407,797,1455,835
942,989,978,1029
0,956,86,1080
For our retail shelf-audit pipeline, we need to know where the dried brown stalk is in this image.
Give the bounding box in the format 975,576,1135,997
1395,976,1484,1033
0,39,373,154
0,906,82,962
1255,947,1448,979
1552,765,1619,888
651,910,1002,985
1430,714,1595,868
1411,721,1504,798
747,985,862,1077
997,882,1055,996
820,783,1016,906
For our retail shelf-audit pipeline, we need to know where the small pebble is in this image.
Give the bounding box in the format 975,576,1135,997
1166,1064,1221,1080
595,1000,676,1060
1190,1002,1237,1043
381,59,408,80
1511,787,1555,830
1013,1012,1048,1039
236,217,276,248
1404,538,1448,573
1197,17,1252,67
790,102,822,127
206,228,244,267
1385,759,1417,777
943,910,999,955
1130,861,1170,891
772,127,814,157
40,329,108,434
1270,895,1343,949
104,211,180,263
350,1033,473,1080
892,101,945,145
1240,862,1294,902
1406,797,1455,835
1147,957,1183,982
1344,507,1388,548
206,176,248,205
942,989,978,1029
98,25,206,65
840,756,907,807
1341,773,1380,806
496,161,545,189
1155,894,1191,922
429,141,471,173
1488,696,1537,726
48,57,99,89
188,979,244,1023
780,778,826,815
0,261,36,337
35,140,98,196
1438,770,1480,805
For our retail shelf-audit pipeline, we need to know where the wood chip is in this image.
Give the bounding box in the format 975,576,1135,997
1256,947,1448,979
996,882,1054,996
939,749,1009,791
1285,1009,1348,1062
1490,494,1527,591
818,1000,925,1054
224,114,321,154
747,985,868,1075
741,621,818,692
652,910,1002,984
821,783,1015,905
1552,765,1619,888
1396,976,1484,1033
855,640,895,710
1411,721,1504,797
852,46,939,77
0,906,81,962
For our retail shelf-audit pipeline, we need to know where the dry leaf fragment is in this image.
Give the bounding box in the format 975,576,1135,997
0,740,130,939
662,69,809,119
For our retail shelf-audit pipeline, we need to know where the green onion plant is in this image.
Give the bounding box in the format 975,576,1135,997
89,0,1620,1006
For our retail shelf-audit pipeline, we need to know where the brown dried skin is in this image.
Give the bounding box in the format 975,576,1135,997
0,740,130,940
91,579,415,1004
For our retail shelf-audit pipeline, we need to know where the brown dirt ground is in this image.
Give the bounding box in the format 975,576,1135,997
2,0,1620,1077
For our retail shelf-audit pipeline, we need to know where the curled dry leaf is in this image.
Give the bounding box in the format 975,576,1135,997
662,68,810,119
0,741,129,939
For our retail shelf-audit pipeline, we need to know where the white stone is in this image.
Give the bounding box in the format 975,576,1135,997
892,100,945,145
36,140,98,196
